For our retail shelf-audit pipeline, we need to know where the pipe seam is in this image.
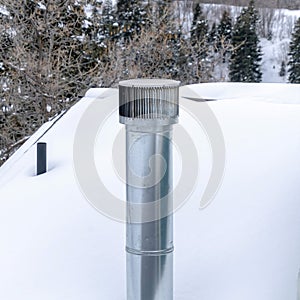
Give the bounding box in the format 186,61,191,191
126,246,174,256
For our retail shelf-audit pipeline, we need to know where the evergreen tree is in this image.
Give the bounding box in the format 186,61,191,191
116,0,149,41
87,0,118,50
100,0,118,41
164,27,189,81
288,17,300,83
144,0,179,78
190,3,208,51
209,22,218,45
214,10,233,62
279,60,286,77
190,3,209,82
217,10,233,49
229,0,262,82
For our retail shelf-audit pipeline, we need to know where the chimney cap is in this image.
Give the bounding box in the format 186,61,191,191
119,78,180,123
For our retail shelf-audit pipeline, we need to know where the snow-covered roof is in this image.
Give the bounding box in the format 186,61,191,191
0,83,300,299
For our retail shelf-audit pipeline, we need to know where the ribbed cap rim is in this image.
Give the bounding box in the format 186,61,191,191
119,78,180,88
119,79,180,121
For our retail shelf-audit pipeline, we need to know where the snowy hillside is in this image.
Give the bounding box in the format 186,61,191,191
1,83,300,299
260,8,300,82
202,4,300,82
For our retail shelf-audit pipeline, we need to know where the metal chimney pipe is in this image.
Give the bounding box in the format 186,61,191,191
119,79,180,300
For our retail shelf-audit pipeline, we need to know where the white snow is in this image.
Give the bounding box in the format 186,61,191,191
84,4,94,19
0,5,9,16
37,2,46,10
260,38,288,83
1,83,300,299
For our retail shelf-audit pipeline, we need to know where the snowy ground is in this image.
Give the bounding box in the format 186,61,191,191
1,83,300,299
260,38,288,83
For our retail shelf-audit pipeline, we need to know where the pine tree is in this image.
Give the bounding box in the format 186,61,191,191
143,0,179,78
229,0,262,82
214,10,233,63
100,0,118,40
116,0,149,41
190,3,208,51
190,3,210,82
164,27,189,81
217,10,232,50
279,60,286,77
88,0,118,49
288,17,300,83
209,22,218,45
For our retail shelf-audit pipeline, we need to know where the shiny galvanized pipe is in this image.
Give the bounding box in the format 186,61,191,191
119,79,180,300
